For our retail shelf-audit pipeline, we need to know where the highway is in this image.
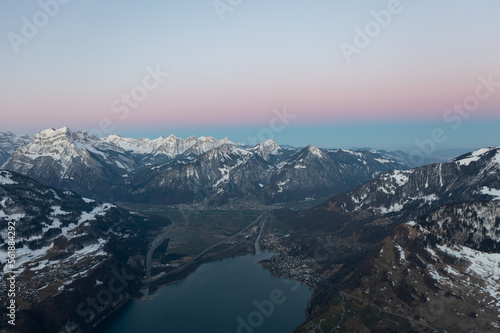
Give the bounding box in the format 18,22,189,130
144,224,173,295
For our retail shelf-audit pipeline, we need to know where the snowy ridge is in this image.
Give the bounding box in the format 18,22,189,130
104,132,233,158
307,145,324,158
249,139,282,161
341,147,500,217
453,147,500,166
0,171,17,185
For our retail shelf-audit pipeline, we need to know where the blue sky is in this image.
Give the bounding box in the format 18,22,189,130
0,0,499,153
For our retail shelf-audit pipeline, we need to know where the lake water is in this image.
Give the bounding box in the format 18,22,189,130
96,251,313,333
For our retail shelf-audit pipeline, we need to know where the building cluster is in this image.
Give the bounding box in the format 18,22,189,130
259,233,322,288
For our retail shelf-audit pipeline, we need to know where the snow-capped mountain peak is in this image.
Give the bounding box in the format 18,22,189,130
306,145,324,158
250,139,282,161
104,132,233,160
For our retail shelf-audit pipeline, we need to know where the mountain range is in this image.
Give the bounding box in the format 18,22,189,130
1,127,410,205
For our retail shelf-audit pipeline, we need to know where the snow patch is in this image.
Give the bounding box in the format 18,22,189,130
437,244,500,308
50,206,70,216
374,158,392,164
456,148,492,166
0,172,17,185
78,203,115,225
480,187,500,201
394,244,406,263
380,203,404,214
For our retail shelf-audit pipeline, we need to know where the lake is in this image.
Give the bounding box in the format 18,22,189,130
95,251,313,333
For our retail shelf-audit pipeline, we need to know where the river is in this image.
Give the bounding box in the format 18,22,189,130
95,251,312,333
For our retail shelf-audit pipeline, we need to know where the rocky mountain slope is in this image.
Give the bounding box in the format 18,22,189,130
262,146,500,332
2,128,136,200
289,146,500,233
0,170,170,332
298,201,500,332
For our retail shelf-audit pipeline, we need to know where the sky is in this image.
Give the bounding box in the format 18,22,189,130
1,0,499,154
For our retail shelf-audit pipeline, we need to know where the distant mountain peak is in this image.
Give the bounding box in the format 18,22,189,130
36,127,100,145
306,145,324,158
248,139,281,161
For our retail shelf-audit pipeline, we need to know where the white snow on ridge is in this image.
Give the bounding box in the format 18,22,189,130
342,149,363,158
250,140,281,160
379,194,438,215
493,150,500,166
6,243,54,273
394,244,406,263
276,179,289,193
480,187,500,201
455,148,493,166
374,158,392,164
390,170,412,186
104,133,233,158
72,238,106,256
380,203,404,214
307,146,324,158
0,211,25,221
78,203,116,224
0,172,17,185
420,194,439,203
50,206,70,216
